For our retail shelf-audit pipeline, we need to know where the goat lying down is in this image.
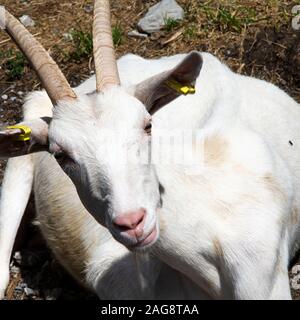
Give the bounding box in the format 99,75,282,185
1,1,300,299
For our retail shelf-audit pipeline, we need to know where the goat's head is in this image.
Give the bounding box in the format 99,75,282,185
0,0,203,249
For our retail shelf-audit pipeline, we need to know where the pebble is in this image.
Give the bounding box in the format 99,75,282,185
1,94,8,100
13,251,22,265
24,287,35,297
19,15,35,28
84,4,94,14
17,91,24,96
128,30,148,39
20,283,28,289
292,265,300,275
14,286,23,293
137,0,184,34
63,33,73,41
10,266,21,274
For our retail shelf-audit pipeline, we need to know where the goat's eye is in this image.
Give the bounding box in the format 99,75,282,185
144,122,152,135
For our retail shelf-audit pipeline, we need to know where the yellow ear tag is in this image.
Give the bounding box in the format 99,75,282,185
165,80,196,96
6,125,32,142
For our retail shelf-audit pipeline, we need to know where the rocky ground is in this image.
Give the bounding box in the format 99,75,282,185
0,0,300,300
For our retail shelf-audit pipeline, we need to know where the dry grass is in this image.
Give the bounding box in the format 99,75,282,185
0,1,299,95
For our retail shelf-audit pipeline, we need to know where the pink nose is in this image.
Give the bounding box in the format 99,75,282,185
113,208,146,239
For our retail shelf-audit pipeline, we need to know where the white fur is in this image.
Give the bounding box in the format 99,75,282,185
0,52,300,299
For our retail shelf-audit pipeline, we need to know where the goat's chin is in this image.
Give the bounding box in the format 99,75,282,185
130,225,160,253
109,219,160,251
132,239,158,253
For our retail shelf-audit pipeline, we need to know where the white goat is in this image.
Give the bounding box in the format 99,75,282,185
1,1,300,300
0,1,203,300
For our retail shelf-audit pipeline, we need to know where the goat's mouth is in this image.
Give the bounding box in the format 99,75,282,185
137,226,158,248
129,225,159,251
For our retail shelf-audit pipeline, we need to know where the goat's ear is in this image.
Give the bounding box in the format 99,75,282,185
132,51,203,115
0,117,51,159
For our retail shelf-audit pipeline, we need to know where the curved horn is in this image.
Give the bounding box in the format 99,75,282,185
93,0,120,92
1,9,77,105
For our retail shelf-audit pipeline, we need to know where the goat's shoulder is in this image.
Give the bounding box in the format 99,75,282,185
162,125,293,222
211,126,293,203
160,127,292,259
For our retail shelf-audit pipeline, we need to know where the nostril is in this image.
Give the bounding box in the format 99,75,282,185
113,209,146,233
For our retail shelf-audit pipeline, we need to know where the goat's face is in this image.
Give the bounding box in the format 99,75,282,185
48,88,161,249
0,51,203,250
47,51,203,250
0,1,203,250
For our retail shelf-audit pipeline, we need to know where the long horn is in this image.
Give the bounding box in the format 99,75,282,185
1,9,77,105
93,0,120,92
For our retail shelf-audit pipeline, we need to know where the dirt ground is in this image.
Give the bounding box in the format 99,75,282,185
0,0,300,300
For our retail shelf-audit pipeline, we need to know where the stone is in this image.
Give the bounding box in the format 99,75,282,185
20,283,28,289
24,287,35,296
128,30,148,38
10,266,21,274
19,15,35,28
84,4,94,14
13,251,22,265
14,286,23,293
63,33,73,41
137,0,184,34
291,265,300,275
1,94,8,100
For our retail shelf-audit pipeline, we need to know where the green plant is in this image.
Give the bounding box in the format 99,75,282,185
238,7,257,25
70,29,93,60
184,24,198,38
67,25,122,61
0,49,26,80
201,5,257,33
216,8,243,32
164,17,180,32
112,25,123,46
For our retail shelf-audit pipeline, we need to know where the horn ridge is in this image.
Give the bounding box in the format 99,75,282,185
93,0,120,92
